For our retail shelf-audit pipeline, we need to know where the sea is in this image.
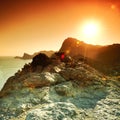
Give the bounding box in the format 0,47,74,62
0,57,31,90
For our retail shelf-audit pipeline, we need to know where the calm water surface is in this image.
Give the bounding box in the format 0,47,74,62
0,57,31,90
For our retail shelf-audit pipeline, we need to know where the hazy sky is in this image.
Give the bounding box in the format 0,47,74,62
0,0,120,56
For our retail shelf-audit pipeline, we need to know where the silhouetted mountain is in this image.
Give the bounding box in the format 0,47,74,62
59,37,101,59
59,37,120,75
15,50,55,59
96,44,120,65
15,53,32,59
22,53,32,59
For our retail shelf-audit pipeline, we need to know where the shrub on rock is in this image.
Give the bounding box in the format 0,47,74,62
31,53,51,71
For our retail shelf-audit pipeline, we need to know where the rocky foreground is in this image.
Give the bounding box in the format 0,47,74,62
0,60,120,120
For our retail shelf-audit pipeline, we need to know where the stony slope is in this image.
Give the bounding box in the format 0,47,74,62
0,60,120,120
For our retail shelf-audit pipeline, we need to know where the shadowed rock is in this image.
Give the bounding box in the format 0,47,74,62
59,37,120,75
31,53,51,71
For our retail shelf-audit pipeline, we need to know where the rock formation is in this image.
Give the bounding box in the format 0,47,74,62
0,38,120,120
0,54,120,120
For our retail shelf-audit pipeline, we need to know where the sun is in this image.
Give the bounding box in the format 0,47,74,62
76,20,101,44
82,21,99,38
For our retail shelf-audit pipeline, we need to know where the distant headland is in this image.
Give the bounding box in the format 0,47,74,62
15,50,55,59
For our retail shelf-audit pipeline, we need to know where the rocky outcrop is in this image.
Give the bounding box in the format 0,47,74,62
31,53,51,71
0,60,120,120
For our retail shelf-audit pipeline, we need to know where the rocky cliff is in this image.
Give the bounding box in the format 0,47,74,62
0,38,120,120
0,52,120,120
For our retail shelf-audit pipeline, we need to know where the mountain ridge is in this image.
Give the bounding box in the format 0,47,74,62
59,37,120,75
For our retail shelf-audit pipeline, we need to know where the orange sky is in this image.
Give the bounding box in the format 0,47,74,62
0,0,120,56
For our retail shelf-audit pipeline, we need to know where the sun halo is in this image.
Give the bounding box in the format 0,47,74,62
82,22,99,38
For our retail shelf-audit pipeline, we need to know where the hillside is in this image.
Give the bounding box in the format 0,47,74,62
59,37,101,59
59,37,120,75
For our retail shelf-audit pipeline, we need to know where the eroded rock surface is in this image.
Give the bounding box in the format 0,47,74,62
0,62,120,120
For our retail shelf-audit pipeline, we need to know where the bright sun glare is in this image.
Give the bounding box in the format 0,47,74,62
83,22,99,38
77,20,101,44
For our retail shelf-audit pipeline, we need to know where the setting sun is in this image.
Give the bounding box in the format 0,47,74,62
77,20,102,44
82,21,99,38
